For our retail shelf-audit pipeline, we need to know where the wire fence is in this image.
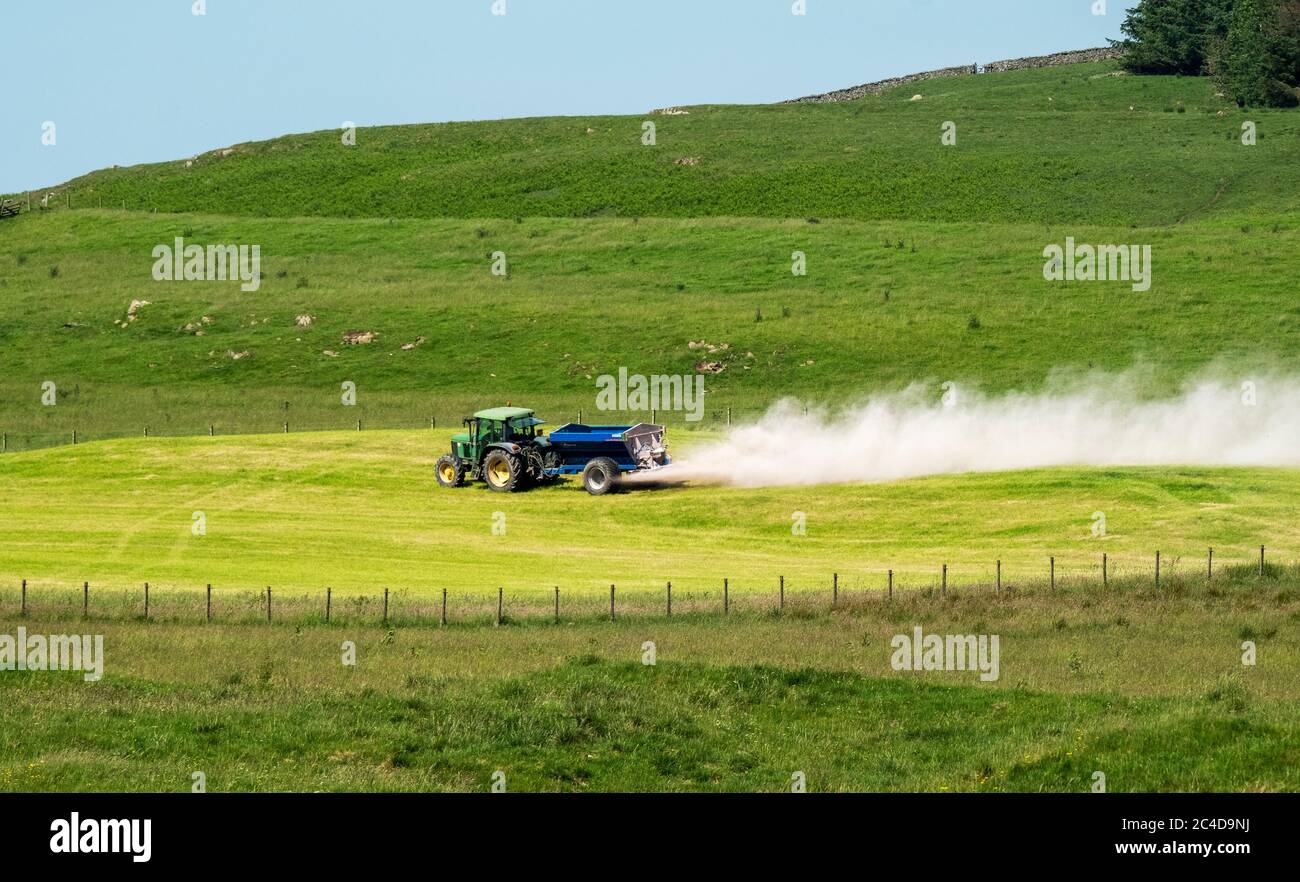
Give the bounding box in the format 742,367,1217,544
0,404,775,454
1,546,1290,629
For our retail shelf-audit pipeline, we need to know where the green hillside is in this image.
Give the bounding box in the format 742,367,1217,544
2,209,1297,448
17,62,1300,225
3,59,1299,448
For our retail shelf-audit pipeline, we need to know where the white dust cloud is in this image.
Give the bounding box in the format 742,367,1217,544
645,372,1300,488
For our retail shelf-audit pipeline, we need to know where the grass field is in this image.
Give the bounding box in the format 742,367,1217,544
0,431,1297,595
2,564,1297,791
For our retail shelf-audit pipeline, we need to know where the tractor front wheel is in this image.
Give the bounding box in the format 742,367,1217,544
483,449,523,492
435,454,465,488
582,457,621,496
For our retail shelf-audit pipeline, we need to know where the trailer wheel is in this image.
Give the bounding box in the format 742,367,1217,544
435,454,465,488
582,457,621,495
483,449,523,492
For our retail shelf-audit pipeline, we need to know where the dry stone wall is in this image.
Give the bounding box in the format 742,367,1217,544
785,46,1126,104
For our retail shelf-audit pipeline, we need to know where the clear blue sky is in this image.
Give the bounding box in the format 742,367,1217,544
1,0,1136,193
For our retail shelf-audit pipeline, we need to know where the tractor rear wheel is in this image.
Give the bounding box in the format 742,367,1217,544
483,449,523,492
582,457,621,496
435,454,465,488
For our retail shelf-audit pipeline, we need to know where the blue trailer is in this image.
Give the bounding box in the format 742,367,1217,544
435,407,670,495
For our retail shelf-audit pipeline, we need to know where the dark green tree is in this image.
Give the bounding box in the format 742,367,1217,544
1211,0,1300,106
1117,0,1235,74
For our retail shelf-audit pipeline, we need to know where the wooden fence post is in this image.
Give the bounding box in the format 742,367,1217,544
554,586,560,623
1208,547,1213,582
1155,551,1160,588
206,584,212,621
941,564,947,598
83,581,88,617
888,570,893,600
666,581,672,617
832,572,838,607
384,588,390,625
441,588,447,626
266,587,272,622
326,587,331,623
1103,553,1108,587
144,582,149,619
609,584,616,621
496,586,503,626
779,575,784,611
996,561,1001,595
21,578,26,616
723,578,729,615
1260,545,1266,577
1050,557,1055,590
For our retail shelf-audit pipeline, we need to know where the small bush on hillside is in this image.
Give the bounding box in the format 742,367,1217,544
49,265,59,278
1205,673,1250,712
1067,652,1084,676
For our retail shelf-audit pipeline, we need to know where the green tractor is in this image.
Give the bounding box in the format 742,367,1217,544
435,407,555,493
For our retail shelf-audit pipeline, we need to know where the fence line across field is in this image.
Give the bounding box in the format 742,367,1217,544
2,546,1285,628
0,404,761,455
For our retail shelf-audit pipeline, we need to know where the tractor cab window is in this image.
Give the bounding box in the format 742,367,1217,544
476,420,503,445
506,417,537,440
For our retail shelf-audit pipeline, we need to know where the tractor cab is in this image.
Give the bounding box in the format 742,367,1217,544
450,407,542,463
